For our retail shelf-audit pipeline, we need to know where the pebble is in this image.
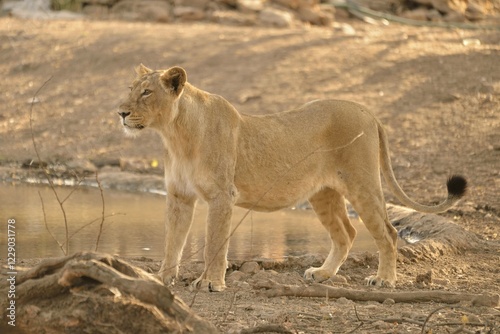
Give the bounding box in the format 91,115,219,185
325,275,348,284
373,320,391,329
227,270,246,282
433,278,450,286
383,298,395,305
234,281,251,290
240,261,261,274
335,297,352,305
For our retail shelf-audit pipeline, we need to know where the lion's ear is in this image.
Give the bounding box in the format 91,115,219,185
135,63,152,76
160,67,187,96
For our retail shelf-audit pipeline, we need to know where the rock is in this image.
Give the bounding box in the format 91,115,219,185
21,159,48,169
401,8,431,21
174,0,209,9
111,0,172,22
91,157,120,168
234,281,251,289
237,0,265,13
240,261,260,274
462,38,481,46
335,297,352,305
415,270,432,285
372,320,391,330
259,7,294,27
412,0,467,15
210,10,257,26
443,11,467,22
5,0,84,19
433,278,450,286
324,275,348,285
227,270,247,283
298,6,333,26
334,22,356,35
465,2,486,21
427,8,444,21
259,259,280,270
173,6,205,20
217,0,238,7
272,0,300,10
383,298,395,305
120,158,147,173
66,159,97,173
82,4,109,17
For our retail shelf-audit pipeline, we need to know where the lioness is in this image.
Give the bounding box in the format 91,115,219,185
118,64,466,291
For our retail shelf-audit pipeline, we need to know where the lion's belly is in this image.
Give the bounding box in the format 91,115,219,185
233,174,330,212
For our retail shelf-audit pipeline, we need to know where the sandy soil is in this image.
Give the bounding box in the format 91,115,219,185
0,16,499,333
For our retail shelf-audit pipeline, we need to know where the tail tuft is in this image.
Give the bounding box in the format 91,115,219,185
447,175,467,198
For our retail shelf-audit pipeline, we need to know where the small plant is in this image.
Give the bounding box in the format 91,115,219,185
29,77,114,255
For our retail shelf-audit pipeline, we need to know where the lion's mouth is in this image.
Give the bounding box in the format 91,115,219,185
124,123,145,130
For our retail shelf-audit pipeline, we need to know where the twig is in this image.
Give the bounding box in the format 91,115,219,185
345,322,364,334
342,305,426,333
421,306,453,334
38,191,65,254
61,213,122,247
94,171,106,251
60,176,85,204
29,76,71,255
420,306,489,334
221,290,238,323
345,305,365,333
353,304,361,321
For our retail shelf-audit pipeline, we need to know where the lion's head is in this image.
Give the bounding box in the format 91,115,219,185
118,64,187,135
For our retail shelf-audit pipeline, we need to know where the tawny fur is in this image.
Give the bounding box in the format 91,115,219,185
118,64,466,291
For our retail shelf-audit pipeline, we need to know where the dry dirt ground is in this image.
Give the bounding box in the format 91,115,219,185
0,16,499,333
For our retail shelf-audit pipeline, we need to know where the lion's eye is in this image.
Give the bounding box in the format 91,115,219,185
142,89,152,96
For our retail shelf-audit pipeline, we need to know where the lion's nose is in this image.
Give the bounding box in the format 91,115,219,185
118,111,130,119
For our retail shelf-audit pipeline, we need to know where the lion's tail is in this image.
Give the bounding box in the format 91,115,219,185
378,122,467,214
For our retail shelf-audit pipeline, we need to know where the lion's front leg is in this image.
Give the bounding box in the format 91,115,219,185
192,192,234,292
159,188,197,286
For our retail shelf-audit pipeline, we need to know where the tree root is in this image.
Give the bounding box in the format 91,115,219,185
254,280,499,307
1,252,218,333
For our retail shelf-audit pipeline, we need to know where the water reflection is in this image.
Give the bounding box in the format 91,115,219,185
0,183,376,261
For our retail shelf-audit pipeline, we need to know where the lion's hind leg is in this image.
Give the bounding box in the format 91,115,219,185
304,188,356,283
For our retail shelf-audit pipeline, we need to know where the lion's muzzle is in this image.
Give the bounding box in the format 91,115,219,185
118,111,131,120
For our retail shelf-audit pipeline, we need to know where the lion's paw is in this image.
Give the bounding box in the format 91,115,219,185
365,275,395,288
159,262,179,287
191,276,226,292
159,274,175,286
304,267,332,283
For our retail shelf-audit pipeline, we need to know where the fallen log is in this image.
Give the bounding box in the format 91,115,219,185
255,280,499,307
1,252,218,334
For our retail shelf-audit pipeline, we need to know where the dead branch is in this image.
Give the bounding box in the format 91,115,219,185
29,76,70,255
6,252,218,334
254,280,499,307
62,213,122,247
38,190,65,254
94,170,106,251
